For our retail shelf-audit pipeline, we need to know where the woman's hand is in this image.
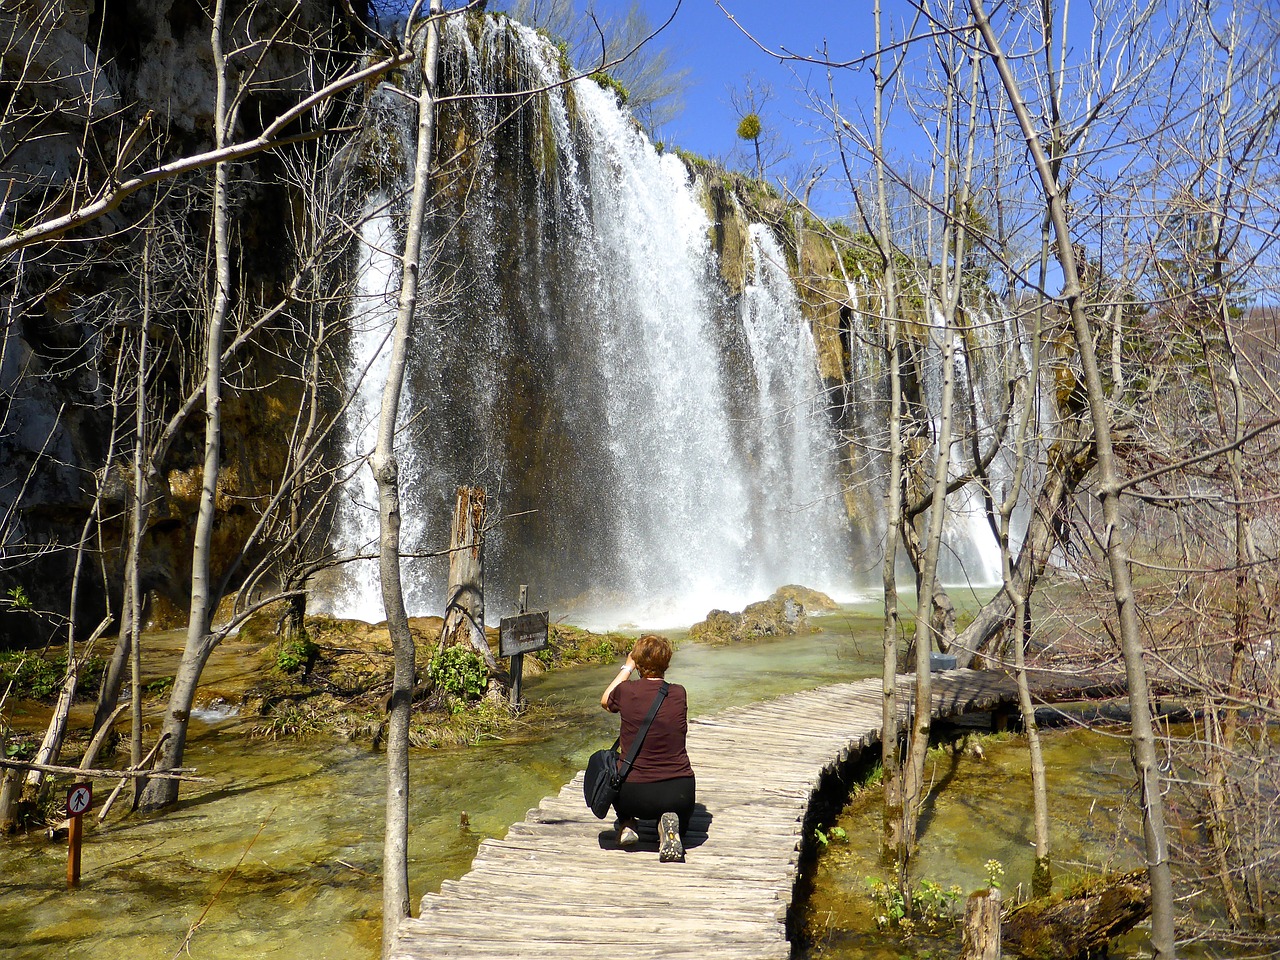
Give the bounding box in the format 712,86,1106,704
601,655,636,710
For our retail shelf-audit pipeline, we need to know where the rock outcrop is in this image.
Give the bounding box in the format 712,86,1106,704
689,586,835,643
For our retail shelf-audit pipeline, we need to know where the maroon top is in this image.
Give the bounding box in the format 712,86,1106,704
607,679,695,783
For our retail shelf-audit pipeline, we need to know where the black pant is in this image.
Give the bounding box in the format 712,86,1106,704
616,776,696,834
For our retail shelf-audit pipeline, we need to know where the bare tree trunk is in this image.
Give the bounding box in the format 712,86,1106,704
869,0,907,882
0,682,18,831
375,6,444,955
968,3,1176,954
138,0,234,812
961,887,1002,960
1001,237,1052,896
129,231,153,803
899,308,955,862
439,485,497,674
899,27,980,881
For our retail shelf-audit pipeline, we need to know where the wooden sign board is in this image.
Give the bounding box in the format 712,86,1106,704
499,611,549,657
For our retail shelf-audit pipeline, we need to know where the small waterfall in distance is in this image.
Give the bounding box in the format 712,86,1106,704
325,17,863,628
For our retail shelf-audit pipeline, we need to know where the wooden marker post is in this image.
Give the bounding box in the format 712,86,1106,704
514,586,527,706
65,782,92,889
498,586,549,709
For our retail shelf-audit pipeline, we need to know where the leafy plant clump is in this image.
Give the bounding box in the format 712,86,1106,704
814,824,847,846
866,876,962,935
144,675,174,697
429,645,489,700
275,636,320,674
590,71,629,104
0,651,105,701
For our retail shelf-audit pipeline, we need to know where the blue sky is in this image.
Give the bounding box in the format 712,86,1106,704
581,0,912,218
647,0,866,159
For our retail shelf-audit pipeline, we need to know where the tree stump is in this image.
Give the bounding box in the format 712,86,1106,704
1003,869,1150,960
439,486,498,672
961,887,1002,960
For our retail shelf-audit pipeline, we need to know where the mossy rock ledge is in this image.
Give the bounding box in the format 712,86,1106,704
689,586,832,644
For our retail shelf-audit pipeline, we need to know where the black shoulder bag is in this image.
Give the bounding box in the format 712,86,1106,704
583,681,669,819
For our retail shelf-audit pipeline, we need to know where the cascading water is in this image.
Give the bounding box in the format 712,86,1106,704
325,201,401,622
326,17,861,628
739,225,851,586
913,304,1008,588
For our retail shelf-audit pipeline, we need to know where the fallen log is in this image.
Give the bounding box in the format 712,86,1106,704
1003,869,1150,960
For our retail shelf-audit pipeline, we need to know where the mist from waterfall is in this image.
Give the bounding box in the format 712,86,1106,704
324,19,863,628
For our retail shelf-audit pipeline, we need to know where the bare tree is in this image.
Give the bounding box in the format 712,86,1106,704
967,1,1176,954
369,2,444,951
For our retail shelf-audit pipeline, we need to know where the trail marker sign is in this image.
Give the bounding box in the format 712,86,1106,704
499,611,549,657
66,783,92,817
66,782,92,889
501,591,549,709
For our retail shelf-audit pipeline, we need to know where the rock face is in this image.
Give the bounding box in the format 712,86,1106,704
0,0,366,647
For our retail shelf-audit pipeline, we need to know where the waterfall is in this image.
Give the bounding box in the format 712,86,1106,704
325,202,401,623
739,225,851,588
323,18,859,628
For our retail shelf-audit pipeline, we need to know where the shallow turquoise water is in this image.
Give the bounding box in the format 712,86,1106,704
1,601,1156,960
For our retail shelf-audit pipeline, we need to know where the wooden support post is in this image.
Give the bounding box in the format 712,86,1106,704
65,781,92,889
67,814,83,888
991,702,1017,733
961,887,1001,960
511,585,528,708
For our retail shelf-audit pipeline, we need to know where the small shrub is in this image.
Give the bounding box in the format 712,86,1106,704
275,637,319,674
0,651,105,701
429,645,488,700
144,675,174,697
866,876,961,934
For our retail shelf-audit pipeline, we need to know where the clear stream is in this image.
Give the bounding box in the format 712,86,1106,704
1,606,1140,960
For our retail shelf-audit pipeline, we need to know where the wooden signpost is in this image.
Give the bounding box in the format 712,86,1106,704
499,586,549,707
65,782,92,888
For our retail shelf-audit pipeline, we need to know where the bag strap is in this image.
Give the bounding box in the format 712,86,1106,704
616,681,669,781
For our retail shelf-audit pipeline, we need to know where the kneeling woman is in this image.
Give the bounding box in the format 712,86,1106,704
600,634,696,859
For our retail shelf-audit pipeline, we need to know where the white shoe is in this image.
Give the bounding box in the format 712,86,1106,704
618,825,639,846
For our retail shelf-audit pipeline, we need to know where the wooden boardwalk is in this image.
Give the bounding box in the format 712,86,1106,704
390,668,1018,960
